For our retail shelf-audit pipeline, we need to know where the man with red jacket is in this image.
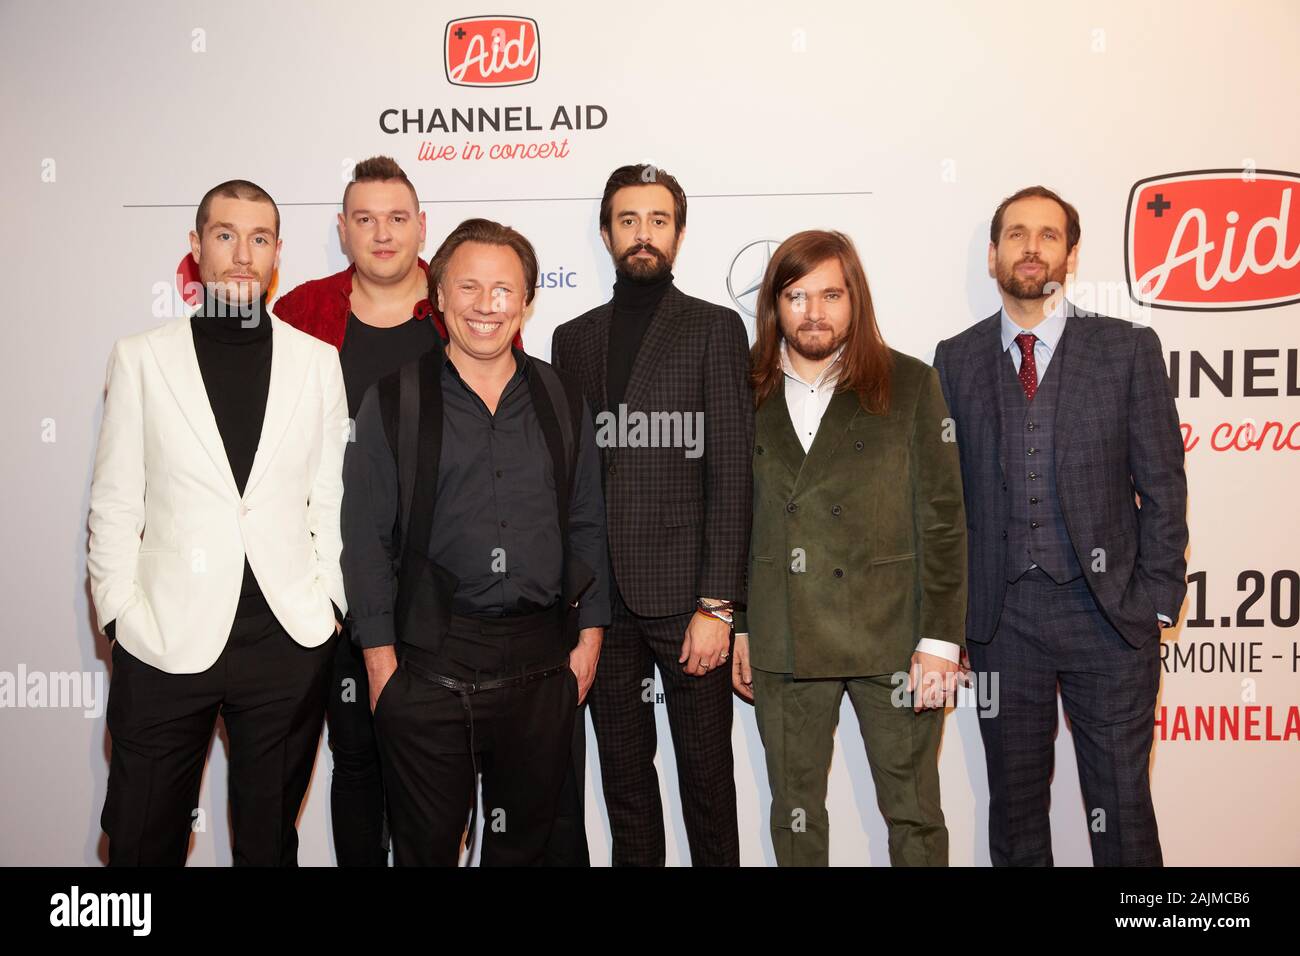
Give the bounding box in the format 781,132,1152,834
275,156,441,866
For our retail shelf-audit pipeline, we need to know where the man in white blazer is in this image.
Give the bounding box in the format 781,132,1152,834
87,180,349,866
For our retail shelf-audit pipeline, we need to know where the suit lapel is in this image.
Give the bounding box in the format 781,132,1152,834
243,317,309,498
148,318,239,497
973,312,1007,478
793,389,861,492
759,386,806,482
1052,312,1097,471
621,284,684,416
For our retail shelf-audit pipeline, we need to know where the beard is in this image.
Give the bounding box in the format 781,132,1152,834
786,323,847,362
614,240,674,282
996,255,1068,300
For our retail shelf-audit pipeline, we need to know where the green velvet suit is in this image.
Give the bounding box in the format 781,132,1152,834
738,349,967,866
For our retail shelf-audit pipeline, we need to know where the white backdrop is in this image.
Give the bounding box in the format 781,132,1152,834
2,0,1297,865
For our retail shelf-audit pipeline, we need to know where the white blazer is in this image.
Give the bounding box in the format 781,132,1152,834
87,314,349,674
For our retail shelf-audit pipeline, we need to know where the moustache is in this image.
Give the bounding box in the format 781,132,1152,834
624,244,663,259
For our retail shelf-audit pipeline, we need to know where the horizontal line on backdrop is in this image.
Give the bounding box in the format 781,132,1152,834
123,190,873,209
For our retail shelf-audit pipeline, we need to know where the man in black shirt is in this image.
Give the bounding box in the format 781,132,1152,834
342,218,610,865
275,156,441,866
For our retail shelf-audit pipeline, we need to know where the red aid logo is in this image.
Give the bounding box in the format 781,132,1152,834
444,16,539,87
1126,169,1300,311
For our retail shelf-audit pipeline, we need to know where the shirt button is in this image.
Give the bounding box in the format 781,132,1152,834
831,505,842,517
833,568,844,578
1029,472,1039,481
1030,497,1039,504
496,469,503,478
786,502,798,514
1027,447,1037,456
854,440,864,451
1027,422,1036,431
756,445,765,455
1030,521,1040,529
608,464,617,476
500,520,508,528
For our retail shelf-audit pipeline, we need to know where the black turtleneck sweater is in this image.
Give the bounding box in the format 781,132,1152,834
606,270,673,410
191,293,273,618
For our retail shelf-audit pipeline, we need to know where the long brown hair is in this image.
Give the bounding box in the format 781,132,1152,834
750,230,892,413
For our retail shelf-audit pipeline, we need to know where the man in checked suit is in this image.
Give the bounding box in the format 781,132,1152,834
933,185,1188,866
551,164,753,865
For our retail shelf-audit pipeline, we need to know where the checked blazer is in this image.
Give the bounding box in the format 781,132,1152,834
933,308,1188,648
550,283,754,615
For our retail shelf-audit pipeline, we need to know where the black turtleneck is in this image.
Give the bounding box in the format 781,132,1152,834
606,270,673,410
191,293,273,618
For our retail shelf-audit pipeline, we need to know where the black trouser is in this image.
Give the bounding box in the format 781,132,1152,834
374,606,578,866
101,608,334,866
324,623,389,866
587,589,740,866
542,705,591,866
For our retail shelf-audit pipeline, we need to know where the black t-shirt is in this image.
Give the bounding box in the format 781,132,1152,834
339,312,443,419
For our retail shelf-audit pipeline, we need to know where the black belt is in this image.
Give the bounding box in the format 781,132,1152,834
402,658,569,693
399,655,570,862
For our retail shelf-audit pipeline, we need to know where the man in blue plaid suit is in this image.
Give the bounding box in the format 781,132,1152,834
551,164,753,865
934,185,1187,866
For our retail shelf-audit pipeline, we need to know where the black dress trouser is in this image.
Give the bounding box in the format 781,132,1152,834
324,624,390,865
101,608,335,866
374,606,578,866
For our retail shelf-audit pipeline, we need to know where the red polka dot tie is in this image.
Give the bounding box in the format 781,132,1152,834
1015,332,1038,401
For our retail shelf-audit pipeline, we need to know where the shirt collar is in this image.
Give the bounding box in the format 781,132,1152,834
1000,299,1068,355
443,345,529,388
780,338,845,390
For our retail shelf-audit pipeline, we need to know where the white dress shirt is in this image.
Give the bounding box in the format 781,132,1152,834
778,341,961,663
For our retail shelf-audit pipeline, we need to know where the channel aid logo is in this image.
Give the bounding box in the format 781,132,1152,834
444,16,539,87
1126,169,1300,311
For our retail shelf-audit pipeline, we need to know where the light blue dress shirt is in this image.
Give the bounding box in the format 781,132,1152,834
1000,303,1067,384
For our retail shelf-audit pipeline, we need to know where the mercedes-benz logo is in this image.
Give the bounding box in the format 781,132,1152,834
727,239,779,338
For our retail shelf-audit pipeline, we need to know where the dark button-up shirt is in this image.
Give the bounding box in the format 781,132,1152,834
342,347,611,648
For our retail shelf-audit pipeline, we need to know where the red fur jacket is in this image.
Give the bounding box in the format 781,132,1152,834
272,261,443,349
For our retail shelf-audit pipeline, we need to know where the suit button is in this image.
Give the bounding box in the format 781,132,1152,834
831,505,842,517
1001,484,1008,492
786,502,798,514
854,440,864,451
240,504,250,516
1002,530,1008,540
833,568,844,578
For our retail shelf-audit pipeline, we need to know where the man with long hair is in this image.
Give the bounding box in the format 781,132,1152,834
733,229,967,866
